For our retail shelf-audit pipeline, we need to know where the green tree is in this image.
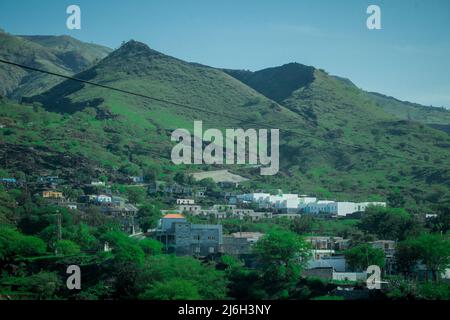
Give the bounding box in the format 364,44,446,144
0,187,16,224
138,238,163,256
126,187,145,205
427,204,450,234
387,189,406,208
396,233,450,281
143,166,160,183
102,230,145,265
137,202,162,231
101,230,145,299
386,275,450,300
25,272,62,299
344,244,385,271
253,230,311,298
1,272,62,300
359,207,421,240
70,223,99,251
0,226,46,262
138,255,228,300
198,178,217,189
290,215,315,235
220,255,267,299
139,279,201,300
55,239,81,255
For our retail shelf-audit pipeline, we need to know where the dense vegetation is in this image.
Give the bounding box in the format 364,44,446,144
0,182,448,300
1,38,450,213
0,31,449,300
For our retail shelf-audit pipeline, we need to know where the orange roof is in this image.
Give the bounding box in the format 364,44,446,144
163,213,185,219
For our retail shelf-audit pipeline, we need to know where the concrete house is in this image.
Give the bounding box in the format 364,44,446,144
101,203,139,234
177,199,195,205
213,204,237,212
155,214,223,256
42,190,64,199
223,232,264,255
372,240,396,274
304,201,387,216
96,194,112,203
129,176,144,184
90,181,106,187
178,204,202,215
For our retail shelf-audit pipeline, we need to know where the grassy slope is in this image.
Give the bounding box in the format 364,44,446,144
20,35,112,72
366,91,450,127
0,30,111,99
226,66,450,208
2,41,303,178
1,42,450,211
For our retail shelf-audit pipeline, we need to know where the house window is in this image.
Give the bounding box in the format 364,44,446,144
209,247,215,253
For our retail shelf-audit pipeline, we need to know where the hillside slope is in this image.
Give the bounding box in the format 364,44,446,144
225,63,450,132
367,91,450,129
1,40,450,210
20,35,112,72
0,30,111,99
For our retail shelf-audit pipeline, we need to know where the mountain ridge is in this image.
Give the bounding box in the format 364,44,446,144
1,37,450,210
0,30,112,99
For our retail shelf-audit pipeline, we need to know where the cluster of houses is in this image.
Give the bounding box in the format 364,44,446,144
37,176,140,234
149,212,399,283
144,191,397,284
5,173,446,286
144,187,389,260
233,192,386,216
0,177,23,188
149,181,206,198
173,199,273,221
303,236,397,281
161,190,386,223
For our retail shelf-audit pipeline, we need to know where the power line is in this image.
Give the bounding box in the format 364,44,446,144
0,57,448,169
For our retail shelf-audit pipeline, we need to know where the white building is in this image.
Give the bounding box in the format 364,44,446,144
332,272,367,282
213,204,237,212
230,232,264,244
178,204,202,214
324,202,359,216
298,195,317,206
96,195,112,203
236,193,270,203
232,208,255,216
304,201,386,216
248,211,273,221
304,201,335,214
177,199,195,205
238,193,302,211
91,181,106,186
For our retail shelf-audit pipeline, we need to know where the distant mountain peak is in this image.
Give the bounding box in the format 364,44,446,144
118,40,156,53
224,62,316,103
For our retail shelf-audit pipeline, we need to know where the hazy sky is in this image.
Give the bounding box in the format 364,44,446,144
1,0,449,107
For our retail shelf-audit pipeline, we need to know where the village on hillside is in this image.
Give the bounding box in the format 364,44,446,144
2,167,447,300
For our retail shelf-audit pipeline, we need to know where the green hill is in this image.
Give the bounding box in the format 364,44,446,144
1,40,450,211
223,63,315,103
366,91,450,128
0,30,111,99
225,62,450,132
20,35,112,72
